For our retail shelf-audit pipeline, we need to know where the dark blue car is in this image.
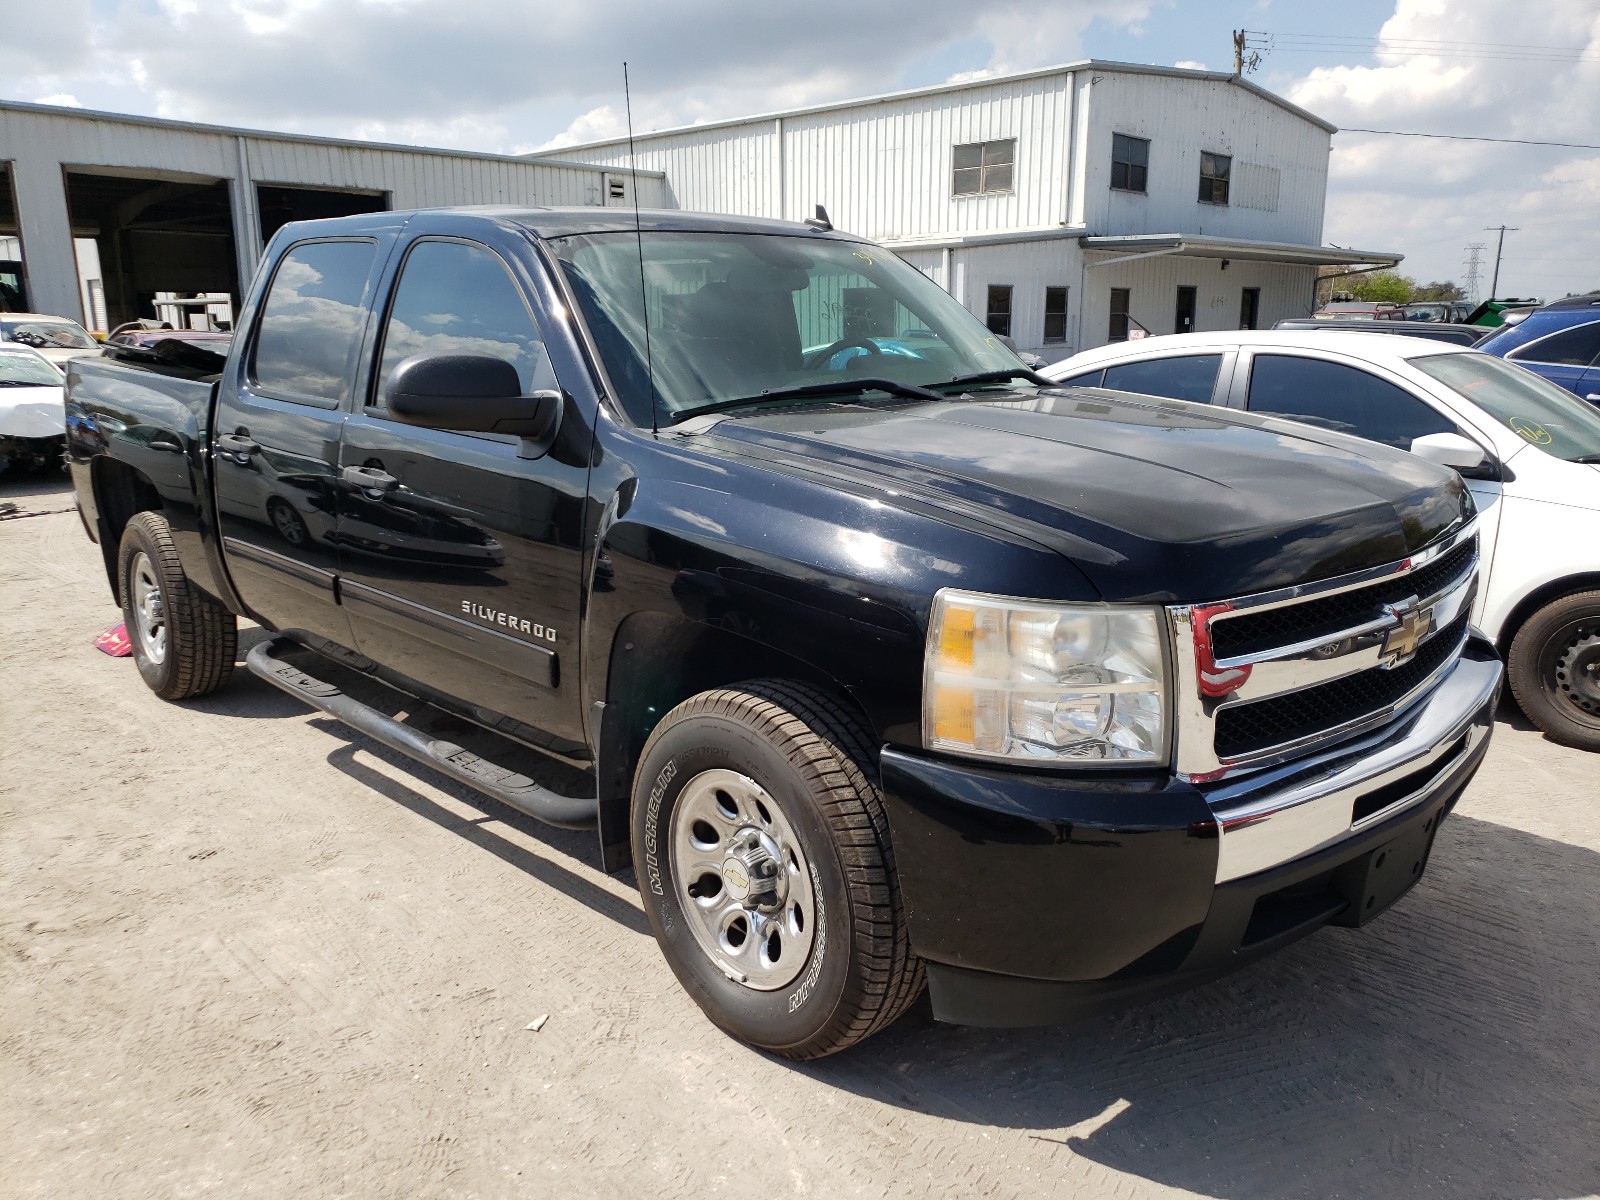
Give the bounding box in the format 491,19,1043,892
1475,292,1600,405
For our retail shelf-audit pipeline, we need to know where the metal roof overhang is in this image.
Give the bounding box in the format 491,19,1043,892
1081,233,1401,270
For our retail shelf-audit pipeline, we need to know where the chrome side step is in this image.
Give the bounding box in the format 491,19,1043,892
246,635,598,831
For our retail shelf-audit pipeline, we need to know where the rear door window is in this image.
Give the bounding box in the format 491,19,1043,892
251,239,377,405
1508,321,1600,367
1245,354,1456,449
1099,354,1222,404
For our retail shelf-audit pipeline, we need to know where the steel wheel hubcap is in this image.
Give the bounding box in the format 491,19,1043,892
130,551,167,665
1554,628,1600,716
669,769,817,991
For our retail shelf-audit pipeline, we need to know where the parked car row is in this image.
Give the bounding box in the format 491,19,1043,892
1043,328,1600,751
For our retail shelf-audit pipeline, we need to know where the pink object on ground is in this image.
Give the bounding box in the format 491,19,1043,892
94,622,133,657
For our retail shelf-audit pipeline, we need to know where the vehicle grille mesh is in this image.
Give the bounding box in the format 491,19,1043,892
1213,614,1469,760
1211,537,1477,661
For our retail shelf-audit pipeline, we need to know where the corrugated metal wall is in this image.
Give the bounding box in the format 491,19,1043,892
1083,73,1330,245
0,103,664,322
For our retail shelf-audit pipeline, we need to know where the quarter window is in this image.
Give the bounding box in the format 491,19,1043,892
1508,320,1600,367
985,284,1013,337
1043,286,1069,344
1109,288,1132,342
953,139,1015,196
1101,354,1222,404
1246,354,1456,450
1111,134,1149,193
1199,152,1231,204
375,239,557,408
252,239,376,404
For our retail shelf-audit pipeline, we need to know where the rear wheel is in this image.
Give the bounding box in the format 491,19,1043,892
117,511,237,700
1508,590,1600,752
631,680,923,1059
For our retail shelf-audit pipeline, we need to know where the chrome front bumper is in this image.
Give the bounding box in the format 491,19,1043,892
1204,637,1502,883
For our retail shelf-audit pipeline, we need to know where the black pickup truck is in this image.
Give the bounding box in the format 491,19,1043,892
66,207,1501,1058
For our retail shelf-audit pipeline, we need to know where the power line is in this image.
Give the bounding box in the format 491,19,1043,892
1338,129,1600,150
1261,32,1589,52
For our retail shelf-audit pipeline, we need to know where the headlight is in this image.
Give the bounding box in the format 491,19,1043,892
923,589,1169,765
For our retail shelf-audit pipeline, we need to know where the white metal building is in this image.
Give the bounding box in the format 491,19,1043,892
543,61,1398,359
0,101,665,331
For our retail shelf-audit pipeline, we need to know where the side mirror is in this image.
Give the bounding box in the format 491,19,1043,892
386,354,562,442
1410,431,1489,472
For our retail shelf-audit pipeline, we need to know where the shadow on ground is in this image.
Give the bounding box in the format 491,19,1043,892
799,813,1600,1199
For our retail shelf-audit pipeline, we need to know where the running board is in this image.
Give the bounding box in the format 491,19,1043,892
246,636,598,831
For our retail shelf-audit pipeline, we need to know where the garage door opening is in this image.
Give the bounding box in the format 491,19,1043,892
1,163,26,312
257,185,388,244
63,167,238,332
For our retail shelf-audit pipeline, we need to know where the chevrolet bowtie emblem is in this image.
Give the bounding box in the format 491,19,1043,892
1380,600,1434,667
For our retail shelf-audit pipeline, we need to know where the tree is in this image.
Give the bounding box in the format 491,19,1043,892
1349,272,1415,304
1414,280,1465,302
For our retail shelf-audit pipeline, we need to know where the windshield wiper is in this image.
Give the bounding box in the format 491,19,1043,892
669,377,945,424
933,368,1055,391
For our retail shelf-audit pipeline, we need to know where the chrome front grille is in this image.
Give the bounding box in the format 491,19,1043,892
1168,525,1479,782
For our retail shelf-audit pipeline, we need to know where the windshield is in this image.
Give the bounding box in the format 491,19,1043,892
1410,352,1600,463
550,231,1023,424
1,317,98,350
0,352,64,387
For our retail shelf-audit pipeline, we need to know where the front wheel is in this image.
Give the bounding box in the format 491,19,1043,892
118,511,238,700
1508,590,1600,752
631,681,923,1059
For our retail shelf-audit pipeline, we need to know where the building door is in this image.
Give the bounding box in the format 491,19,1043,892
1240,287,1261,330
1175,286,1197,334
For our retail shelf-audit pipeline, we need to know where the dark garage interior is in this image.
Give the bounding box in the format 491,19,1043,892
63,167,238,331
257,184,387,244
1,163,26,311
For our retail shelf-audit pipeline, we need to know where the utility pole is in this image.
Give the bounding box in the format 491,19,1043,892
1233,30,1245,75
1485,225,1518,299
1462,243,1486,302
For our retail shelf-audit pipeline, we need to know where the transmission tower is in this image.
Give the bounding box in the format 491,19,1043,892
1462,243,1486,302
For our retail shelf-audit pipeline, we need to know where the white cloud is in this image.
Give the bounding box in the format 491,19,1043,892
31,94,83,107
1289,0,1600,297
1173,60,1207,71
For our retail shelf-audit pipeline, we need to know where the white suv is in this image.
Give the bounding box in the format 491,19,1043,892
1044,329,1600,751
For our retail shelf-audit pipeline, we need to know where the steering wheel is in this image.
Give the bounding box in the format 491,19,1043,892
808,337,884,370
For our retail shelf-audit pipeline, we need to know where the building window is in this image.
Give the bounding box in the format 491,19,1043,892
1199,151,1231,204
1111,134,1149,193
1043,286,1069,343
986,285,1013,337
953,139,1015,196
1109,288,1131,342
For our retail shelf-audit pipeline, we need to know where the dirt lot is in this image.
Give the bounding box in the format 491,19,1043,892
2,472,1597,1200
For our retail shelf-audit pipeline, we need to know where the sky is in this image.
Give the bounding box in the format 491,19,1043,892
4,0,1598,298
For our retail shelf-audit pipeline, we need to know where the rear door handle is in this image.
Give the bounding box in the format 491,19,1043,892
216,433,260,459
342,465,399,492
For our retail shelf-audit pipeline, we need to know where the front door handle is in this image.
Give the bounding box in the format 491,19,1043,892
342,465,399,493
216,433,260,459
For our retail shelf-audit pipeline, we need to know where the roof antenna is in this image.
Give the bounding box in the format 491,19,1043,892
805,204,833,232
623,62,659,433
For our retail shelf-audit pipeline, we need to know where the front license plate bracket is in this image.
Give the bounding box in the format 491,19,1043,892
1329,804,1443,927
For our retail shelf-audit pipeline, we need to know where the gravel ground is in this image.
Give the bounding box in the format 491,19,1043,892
3,473,1597,1200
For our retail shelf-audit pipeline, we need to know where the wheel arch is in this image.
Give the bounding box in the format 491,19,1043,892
91,456,163,601
1495,572,1600,657
593,609,879,872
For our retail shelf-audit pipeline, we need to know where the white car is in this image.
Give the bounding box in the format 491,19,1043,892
0,344,66,472
1043,329,1600,751
0,312,103,368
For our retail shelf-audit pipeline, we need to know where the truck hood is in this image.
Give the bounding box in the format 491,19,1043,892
702,387,1472,603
